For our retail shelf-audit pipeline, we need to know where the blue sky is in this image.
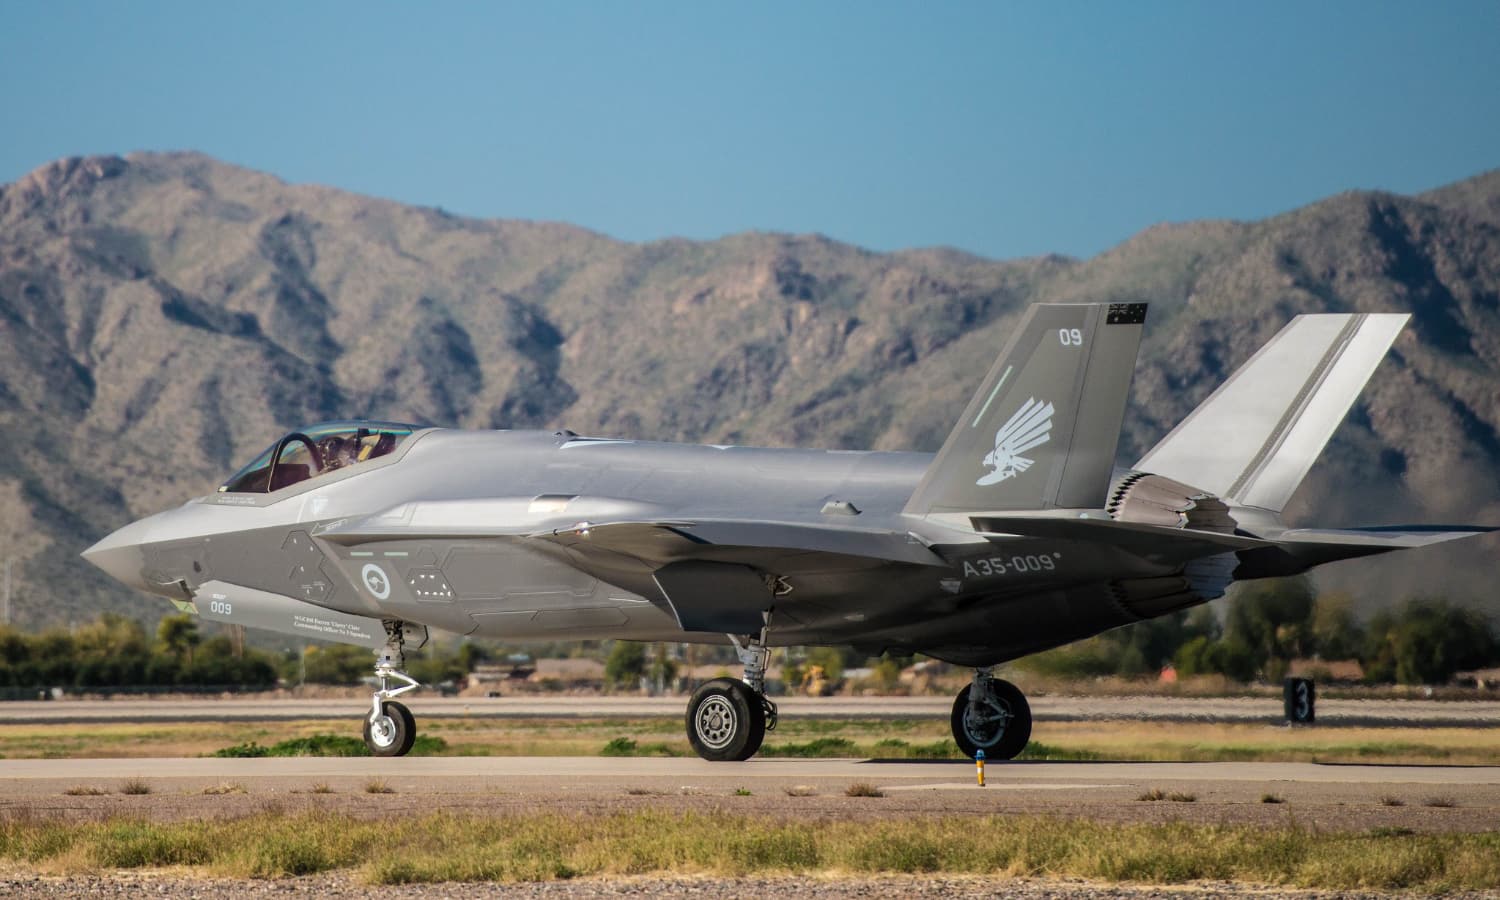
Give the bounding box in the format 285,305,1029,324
2,2,1497,260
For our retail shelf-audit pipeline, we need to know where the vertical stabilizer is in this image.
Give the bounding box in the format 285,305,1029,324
1135,313,1408,513
904,302,1146,515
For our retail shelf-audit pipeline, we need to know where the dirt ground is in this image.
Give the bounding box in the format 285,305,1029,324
2,769,1496,834
4,870,1498,900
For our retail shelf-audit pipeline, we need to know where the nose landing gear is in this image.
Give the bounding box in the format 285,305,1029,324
362,620,420,757
951,669,1031,760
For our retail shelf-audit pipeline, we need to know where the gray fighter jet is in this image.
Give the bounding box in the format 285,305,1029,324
84,302,1492,760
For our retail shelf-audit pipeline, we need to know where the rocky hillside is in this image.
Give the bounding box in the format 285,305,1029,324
2,152,1498,628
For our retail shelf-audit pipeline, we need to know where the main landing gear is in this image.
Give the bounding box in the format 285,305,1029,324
686,631,778,761
362,620,420,757
951,669,1032,760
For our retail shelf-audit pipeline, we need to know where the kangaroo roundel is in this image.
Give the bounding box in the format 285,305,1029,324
978,397,1054,485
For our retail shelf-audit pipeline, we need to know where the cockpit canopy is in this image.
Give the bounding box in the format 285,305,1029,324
220,421,419,493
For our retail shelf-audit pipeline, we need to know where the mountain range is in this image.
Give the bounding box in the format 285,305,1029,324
2,152,1498,630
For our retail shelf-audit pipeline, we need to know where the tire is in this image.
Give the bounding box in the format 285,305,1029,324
950,679,1031,760
363,699,417,757
686,677,767,761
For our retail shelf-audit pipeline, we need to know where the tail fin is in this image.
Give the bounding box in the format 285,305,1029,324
904,302,1146,516
1135,313,1408,513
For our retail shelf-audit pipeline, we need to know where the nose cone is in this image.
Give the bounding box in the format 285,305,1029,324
82,520,154,593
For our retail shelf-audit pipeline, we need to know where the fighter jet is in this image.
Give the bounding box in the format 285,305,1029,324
84,302,1492,760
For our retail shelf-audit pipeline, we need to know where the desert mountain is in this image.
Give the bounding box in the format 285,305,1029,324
2,152,1498,629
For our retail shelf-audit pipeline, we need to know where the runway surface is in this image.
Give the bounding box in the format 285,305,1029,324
5,694,1499,727
2,755,1497,784
2,756,1497,834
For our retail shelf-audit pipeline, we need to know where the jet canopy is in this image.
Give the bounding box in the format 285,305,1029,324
219,421,419,493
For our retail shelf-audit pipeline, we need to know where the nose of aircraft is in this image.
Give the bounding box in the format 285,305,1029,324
82,519,154,593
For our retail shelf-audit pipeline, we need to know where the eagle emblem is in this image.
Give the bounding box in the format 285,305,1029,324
977,397,1054,485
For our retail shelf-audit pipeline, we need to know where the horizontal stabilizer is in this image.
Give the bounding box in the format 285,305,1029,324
1136,313,1408,512
969,514,1270,565
1236,524,1498,576
1276,525,1498,550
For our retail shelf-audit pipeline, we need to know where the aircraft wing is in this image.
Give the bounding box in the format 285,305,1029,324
530,519,946,567
530,520,945,634
318,510,945,635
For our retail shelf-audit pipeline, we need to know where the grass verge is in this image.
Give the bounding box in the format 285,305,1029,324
0,810,1495,890
213,734,447,758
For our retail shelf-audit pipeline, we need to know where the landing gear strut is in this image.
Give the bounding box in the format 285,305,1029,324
685,625,777,762
363,620,420,757
951,669,1031,760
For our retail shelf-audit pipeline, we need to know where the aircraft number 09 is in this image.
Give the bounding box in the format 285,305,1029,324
962,554,1058,579
209,599,232,616
1058,328,1084,347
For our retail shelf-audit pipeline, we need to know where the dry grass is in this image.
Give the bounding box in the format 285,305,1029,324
201,782,247,796
1019,721,1500,766
844,782,884,798
1423,796,1457,808
310,783,334,795
118,778,151,796
363,779,394,795
0,809,1494,890
61,786,106,797
1136,788,1195,803
1380,796,1406,807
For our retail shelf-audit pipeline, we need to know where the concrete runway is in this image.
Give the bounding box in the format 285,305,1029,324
3,694,1499,727
2,755,1497,785
2,756,1496,834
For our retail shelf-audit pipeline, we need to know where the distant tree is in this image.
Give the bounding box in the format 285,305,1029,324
456,641,490,673
1308,592,1364,660
1017,607,1221,680
72,613,150,686
1224,577,1316,677
157,613,201,667
804,646,847,683
300,643,372,685
1173,634,1258,681
648,643,678,689
1362,598,1499,685
871,654,904,692
604,641,647,688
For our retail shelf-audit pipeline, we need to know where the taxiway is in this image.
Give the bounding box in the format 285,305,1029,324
3,694,1498,727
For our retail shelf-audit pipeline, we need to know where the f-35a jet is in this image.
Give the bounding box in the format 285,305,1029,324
85,302,1492,761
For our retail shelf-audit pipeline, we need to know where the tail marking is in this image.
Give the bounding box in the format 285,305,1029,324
978,398,1055,485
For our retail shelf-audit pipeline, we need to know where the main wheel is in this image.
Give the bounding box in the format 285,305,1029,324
363,699,417,757
686,677,767,761
951,679,1031,760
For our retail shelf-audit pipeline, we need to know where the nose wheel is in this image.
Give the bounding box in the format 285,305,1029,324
951,672,1031,760
364,699,416,757
361,620,422,757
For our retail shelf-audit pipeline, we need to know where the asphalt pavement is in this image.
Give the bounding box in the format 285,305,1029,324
2,694,1497,727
